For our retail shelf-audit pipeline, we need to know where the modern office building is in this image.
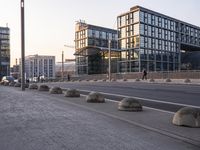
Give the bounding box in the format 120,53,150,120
24,54,55,80
0,27,10,78
117,6,200,72
75,21,120,75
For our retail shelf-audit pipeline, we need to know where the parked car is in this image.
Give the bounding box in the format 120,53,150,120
1,76,15,83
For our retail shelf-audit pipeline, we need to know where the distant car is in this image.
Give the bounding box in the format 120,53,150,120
1,76,15,83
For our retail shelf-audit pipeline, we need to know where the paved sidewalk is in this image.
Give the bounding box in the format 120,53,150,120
0,86,199,150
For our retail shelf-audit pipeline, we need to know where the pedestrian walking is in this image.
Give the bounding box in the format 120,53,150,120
67,74,70,81
142,69,147,80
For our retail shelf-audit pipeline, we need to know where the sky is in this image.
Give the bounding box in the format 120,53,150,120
0,0,200,66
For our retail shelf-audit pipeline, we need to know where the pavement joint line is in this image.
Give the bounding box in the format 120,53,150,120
78,89,200,109
32,91,200,148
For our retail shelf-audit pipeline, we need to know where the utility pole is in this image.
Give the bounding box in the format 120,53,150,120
62,51,64,80
21,0,25,91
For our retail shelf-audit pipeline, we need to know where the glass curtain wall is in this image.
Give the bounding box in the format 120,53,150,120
118,8,180,73
118,11,140,72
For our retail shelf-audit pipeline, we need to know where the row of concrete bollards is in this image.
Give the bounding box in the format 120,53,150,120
1,82,200,128
37,84,200,128
62,78,192,83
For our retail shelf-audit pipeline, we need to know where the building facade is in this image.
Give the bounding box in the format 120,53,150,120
24,55,55,80
0,27,10,78
75,21,120,75
117,6,200,72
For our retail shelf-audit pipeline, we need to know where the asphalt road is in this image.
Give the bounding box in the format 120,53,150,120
0,86,199,150
43,81,200,112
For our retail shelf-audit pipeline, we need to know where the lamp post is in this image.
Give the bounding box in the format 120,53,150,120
61,51,64,80
21,0,25,91
108,40,111,82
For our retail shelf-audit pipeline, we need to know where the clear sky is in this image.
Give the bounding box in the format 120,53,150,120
0,0,199,66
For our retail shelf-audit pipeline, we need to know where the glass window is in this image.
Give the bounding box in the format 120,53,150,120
148,14,151,24
88,29,93,37
140,24,144,35
152,15,155,25
109,33,112,40
140,11,144,22
144,13,148,23
129,12,133,24
162,29,165,39
134,11,139,23
134,23,139,35
102,32,106,39
155,27,158,38
155,39,158,49
95,31,99,38
148,38,151,48
144,25,148,35
155,16,158,26
121,39,126,49
121,15,126,26
121,27,126,38
162,40,165,50
134,36,140,48
148,26,151,36
158,17,162,27
140,36,144,47
162,18,165,28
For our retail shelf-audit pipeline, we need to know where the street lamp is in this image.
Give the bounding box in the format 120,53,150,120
21,0,25,91
61,51,64,80
108,40,111,82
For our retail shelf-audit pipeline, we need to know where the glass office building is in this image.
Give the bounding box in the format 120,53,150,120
75,21,120,75
0,27,10,78
117,6,200,72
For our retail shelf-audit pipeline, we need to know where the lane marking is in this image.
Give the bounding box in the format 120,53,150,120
79,89,200,109
81,94,174,114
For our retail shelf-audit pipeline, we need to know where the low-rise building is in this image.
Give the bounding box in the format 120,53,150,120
24,54,55,80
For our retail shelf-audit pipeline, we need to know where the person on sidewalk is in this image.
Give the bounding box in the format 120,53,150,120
142,69,147,80
67,74,70,81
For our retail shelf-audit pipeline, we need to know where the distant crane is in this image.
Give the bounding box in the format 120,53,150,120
64,45,75,49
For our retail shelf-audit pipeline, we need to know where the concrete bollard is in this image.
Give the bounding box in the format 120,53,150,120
165,78,171,82
102,79,106,82
111,78,116,82
49,86,62,94
38,84,49,91
64,89,80,97
172,107,200,128
29,84,38,90
184,78,191,83
14,82,21,87
118,97,142,111
86,92,105,103
135,78,140,82
149,78,155,82
4,82,9,86
9,82,15,86
123,78,127,81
